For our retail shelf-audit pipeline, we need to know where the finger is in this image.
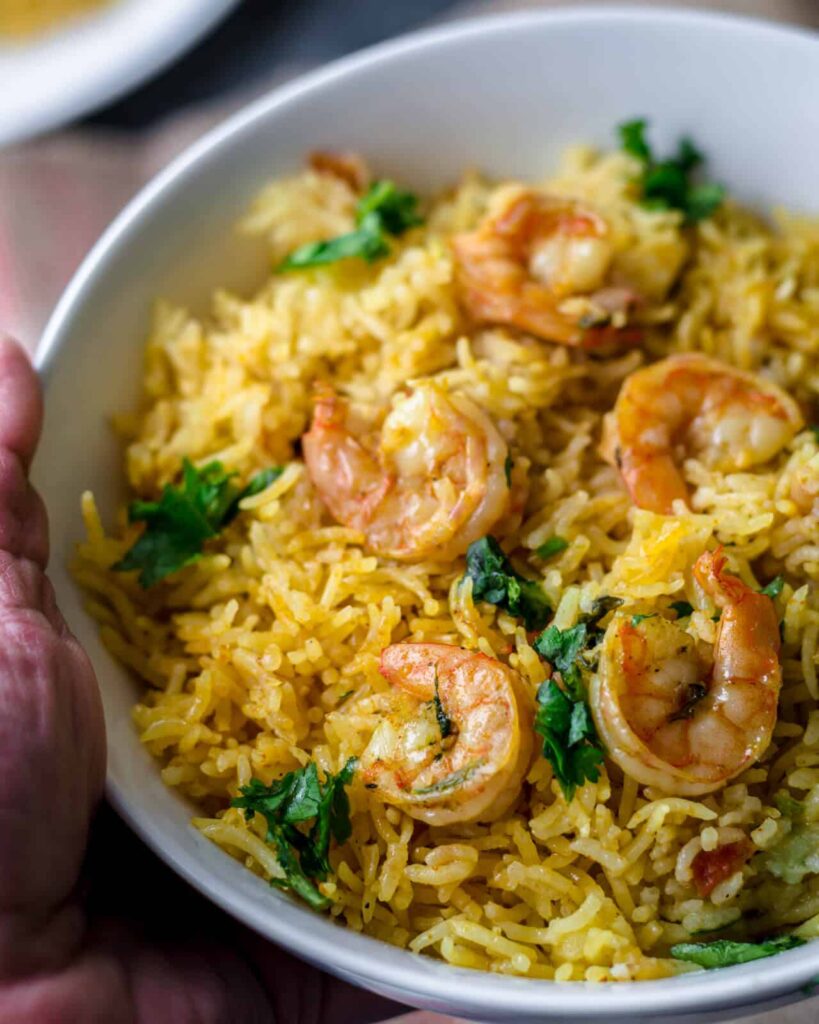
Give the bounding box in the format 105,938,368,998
240,933,405,1024
0,336,42,472
0,466,49,568
0,923,273,1024
0,337,48,566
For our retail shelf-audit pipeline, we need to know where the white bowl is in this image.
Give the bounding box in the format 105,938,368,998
0,0,238,147
33,7,819,1022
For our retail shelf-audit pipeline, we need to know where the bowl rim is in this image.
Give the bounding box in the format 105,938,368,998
0,0,240,148
35,5,819,1017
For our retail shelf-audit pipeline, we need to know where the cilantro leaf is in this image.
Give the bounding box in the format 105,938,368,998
617,118,725,223
465,536,551,630
113,460,282,587
535,679,604,802
355,179,423,235
685,182,727,223
670,600,694,619
670,935,804,969
534,623,587,677
618,119,652,162
631,613,657,626
760,576,784,599
764,824,819,885
536,536,569,560
280,179,422,270
432,673,452,740
232,758,357,909
224,466,284,524
504,455,513,486
279,222,389,269
774,794,804,821
669,682,708,723
413,761,483,796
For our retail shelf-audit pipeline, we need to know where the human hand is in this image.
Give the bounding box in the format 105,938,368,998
0,335,403,1024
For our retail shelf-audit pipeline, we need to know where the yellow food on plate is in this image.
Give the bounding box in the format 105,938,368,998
74,124,819,982
0,0,108,37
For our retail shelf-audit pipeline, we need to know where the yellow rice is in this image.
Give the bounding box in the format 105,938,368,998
0,0,108,36
74,143,819,981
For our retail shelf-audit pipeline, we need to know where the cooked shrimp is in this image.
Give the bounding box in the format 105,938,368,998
302,383,512,561
590,548,782,796
451,185,640,348
309,150,370,192
601,353,803,513
359,642,533,825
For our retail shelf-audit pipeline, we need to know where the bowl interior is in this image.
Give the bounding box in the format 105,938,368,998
33,7,819,1022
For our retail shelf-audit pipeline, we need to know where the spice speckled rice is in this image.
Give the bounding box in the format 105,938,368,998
74,143,819,981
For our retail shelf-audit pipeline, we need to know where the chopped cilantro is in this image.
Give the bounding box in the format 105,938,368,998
536,536,569,560
669,682,708,723
583,595,623,625
760,576,784,599
414,761,482,795
113,460,282,588
765,824,819,884
532,619,605,800
670,600,694,619
464,536,551,630
617,119,725,224
631,612,657,626
280,179,422,270
534,623,588,687
670,935,804,969
432,673,452,740
774,794,803,821
619,118,652,162
232,758,356,910
535,680,604,802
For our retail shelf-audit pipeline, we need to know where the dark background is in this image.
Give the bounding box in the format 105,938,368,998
87,0,462,129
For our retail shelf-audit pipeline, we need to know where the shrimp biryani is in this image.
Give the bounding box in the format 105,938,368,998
74,124,819,982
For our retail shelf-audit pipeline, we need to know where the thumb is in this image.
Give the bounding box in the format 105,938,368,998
0,335,106,979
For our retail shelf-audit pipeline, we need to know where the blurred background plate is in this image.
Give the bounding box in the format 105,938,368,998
0,0,238,147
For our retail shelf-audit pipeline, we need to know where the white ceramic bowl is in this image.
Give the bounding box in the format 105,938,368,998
33,7,819,1022
0,0,238,147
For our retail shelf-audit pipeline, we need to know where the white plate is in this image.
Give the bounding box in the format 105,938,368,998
33,7,819,1023
0,0,238,147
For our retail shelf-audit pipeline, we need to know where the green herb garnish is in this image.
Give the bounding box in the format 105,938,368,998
760,576,785,599
631,613,657,626
433,673,452,740
536,536,569,560
669,682,709,723
464,536,551,630
810,425,819,443
280,179,422,270
232,758,357,910
504,455,513,487
113,460,282,588
414,761,482,795
774,794,803,821
534,623,588,692
618,119,725,224
765,824,819,884
670,600,694,619
535,680,604,803
670,935,804,969
532,620,605,800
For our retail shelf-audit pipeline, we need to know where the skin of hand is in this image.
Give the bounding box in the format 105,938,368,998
0,335,403,1024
